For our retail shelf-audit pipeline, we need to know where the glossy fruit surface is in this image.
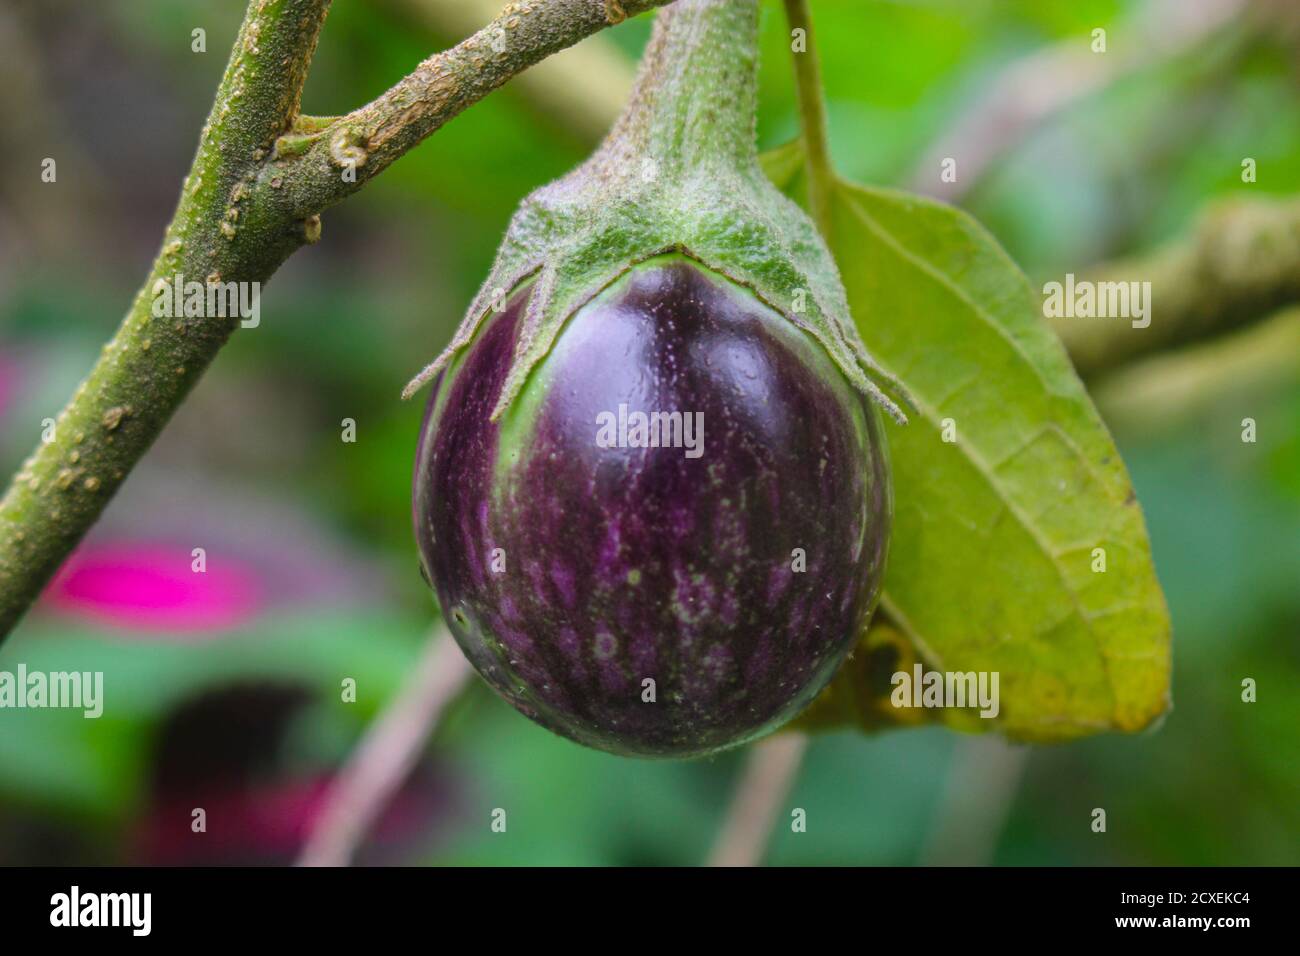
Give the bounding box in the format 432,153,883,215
414,256,890,757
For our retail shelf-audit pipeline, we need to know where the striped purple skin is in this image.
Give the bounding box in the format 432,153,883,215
414,257,890,757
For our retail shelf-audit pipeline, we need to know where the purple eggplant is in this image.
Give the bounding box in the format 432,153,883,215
414,257,890,757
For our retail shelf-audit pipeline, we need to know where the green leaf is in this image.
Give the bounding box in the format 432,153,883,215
764,147,1171,742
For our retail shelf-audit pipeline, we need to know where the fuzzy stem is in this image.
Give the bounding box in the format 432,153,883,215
0,0,671,642
783,0,834,236
597,0,760,178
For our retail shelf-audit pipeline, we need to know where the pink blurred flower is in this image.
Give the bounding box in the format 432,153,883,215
44,541,264,635
35,477,384,637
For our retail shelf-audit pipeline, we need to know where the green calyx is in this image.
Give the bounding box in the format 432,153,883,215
403,0,909,425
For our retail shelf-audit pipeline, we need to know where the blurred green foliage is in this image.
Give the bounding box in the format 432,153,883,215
0,0,1296,865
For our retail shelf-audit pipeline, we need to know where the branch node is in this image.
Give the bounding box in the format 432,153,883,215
329,128,369,170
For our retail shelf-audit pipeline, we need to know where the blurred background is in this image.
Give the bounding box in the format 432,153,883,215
0,0,1296,865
